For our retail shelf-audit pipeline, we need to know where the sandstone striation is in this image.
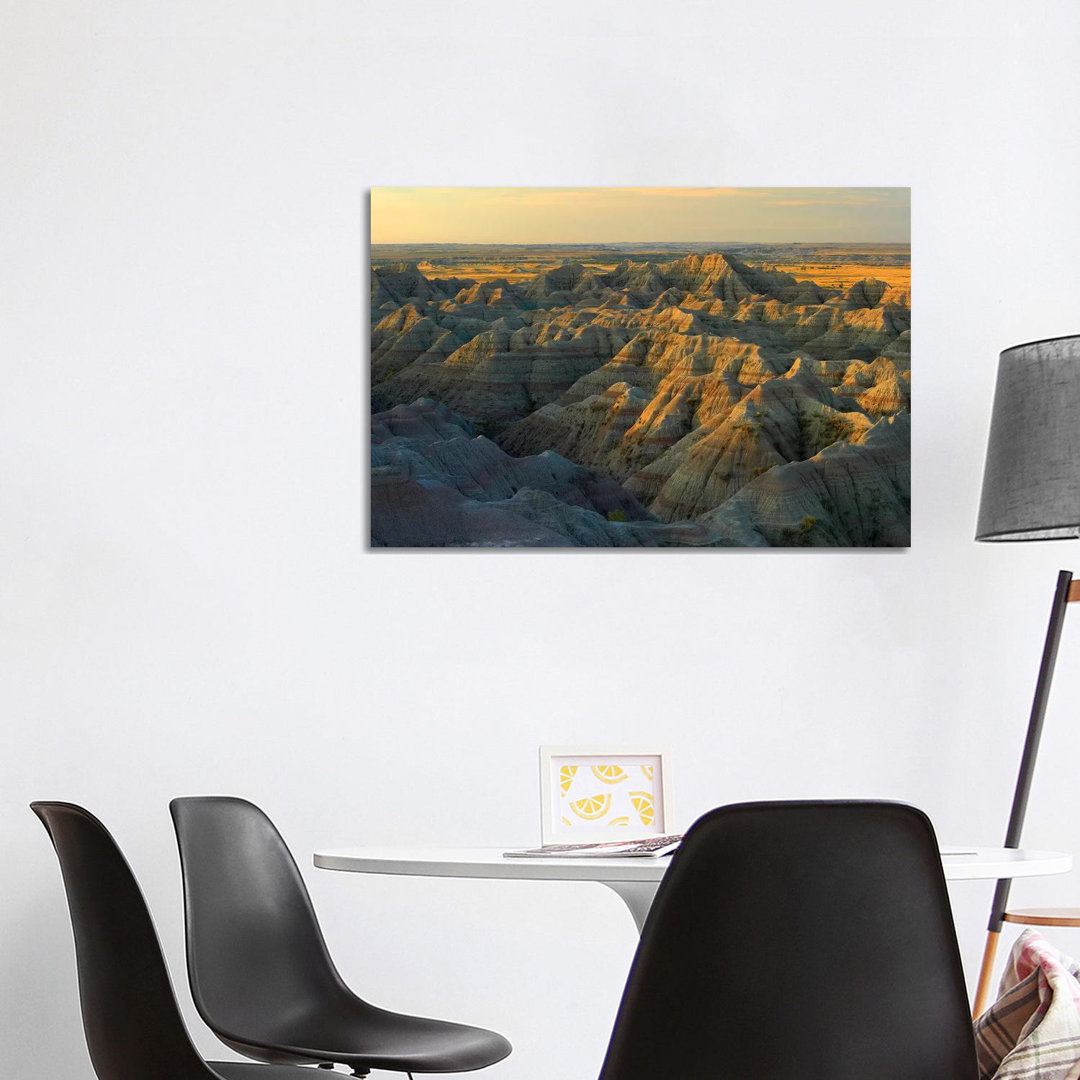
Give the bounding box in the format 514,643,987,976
698,413,911,546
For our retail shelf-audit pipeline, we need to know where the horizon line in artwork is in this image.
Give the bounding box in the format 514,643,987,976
369,187,910,549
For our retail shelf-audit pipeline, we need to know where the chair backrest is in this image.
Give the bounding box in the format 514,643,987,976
598,801,978,1080
31,802,218,1080
169,796,351,1043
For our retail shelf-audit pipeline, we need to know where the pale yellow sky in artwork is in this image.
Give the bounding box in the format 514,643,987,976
370,187,910,244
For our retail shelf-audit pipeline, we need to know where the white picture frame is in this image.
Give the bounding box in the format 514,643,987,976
539,745,673,845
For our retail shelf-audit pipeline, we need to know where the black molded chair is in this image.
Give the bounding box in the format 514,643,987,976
31,801,315,1080
598,800,979,1080
169,796,511,1077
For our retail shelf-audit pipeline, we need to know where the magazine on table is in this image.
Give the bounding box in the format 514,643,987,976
504,834,683,859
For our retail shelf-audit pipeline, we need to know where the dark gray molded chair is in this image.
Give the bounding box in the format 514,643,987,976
31,801,315,1080
170,796,511,1078
598,800,979,1080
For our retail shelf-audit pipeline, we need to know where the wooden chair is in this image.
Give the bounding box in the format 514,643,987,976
1004,909,1080,928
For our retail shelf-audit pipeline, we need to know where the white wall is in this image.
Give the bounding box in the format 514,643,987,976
5,2,1080,1076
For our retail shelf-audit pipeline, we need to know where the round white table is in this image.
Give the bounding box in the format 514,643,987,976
314,845,1073,933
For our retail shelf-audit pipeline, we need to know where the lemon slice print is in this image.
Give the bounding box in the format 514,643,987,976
559,765,578,794
570,793,612,821
591,764,628,784
609,816,630,827
630,791,654,827
641,764,654,781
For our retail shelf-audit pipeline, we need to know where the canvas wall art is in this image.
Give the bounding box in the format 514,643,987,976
370,187,910,548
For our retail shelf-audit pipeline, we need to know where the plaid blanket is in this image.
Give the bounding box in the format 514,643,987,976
975,929,1080,1079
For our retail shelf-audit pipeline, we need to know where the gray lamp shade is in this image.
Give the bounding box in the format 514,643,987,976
976,334,1080,541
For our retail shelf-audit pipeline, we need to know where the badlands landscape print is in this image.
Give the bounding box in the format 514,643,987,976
370,187,910,547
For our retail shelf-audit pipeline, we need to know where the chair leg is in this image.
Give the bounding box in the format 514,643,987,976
973,928,1001,1019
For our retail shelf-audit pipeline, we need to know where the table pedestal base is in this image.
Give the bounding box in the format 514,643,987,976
600,881,659,935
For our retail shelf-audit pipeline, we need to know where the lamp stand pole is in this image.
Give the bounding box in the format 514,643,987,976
972,569,1076,1018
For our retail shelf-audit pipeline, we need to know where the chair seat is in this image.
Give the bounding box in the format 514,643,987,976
225,1004,512,1073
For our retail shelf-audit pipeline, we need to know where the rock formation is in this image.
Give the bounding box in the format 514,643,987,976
370,248,910,546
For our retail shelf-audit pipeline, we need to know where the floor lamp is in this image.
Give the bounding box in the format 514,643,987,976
972,334,1080,1018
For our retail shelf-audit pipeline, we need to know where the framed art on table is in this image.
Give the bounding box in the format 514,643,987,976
539,745,672,845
